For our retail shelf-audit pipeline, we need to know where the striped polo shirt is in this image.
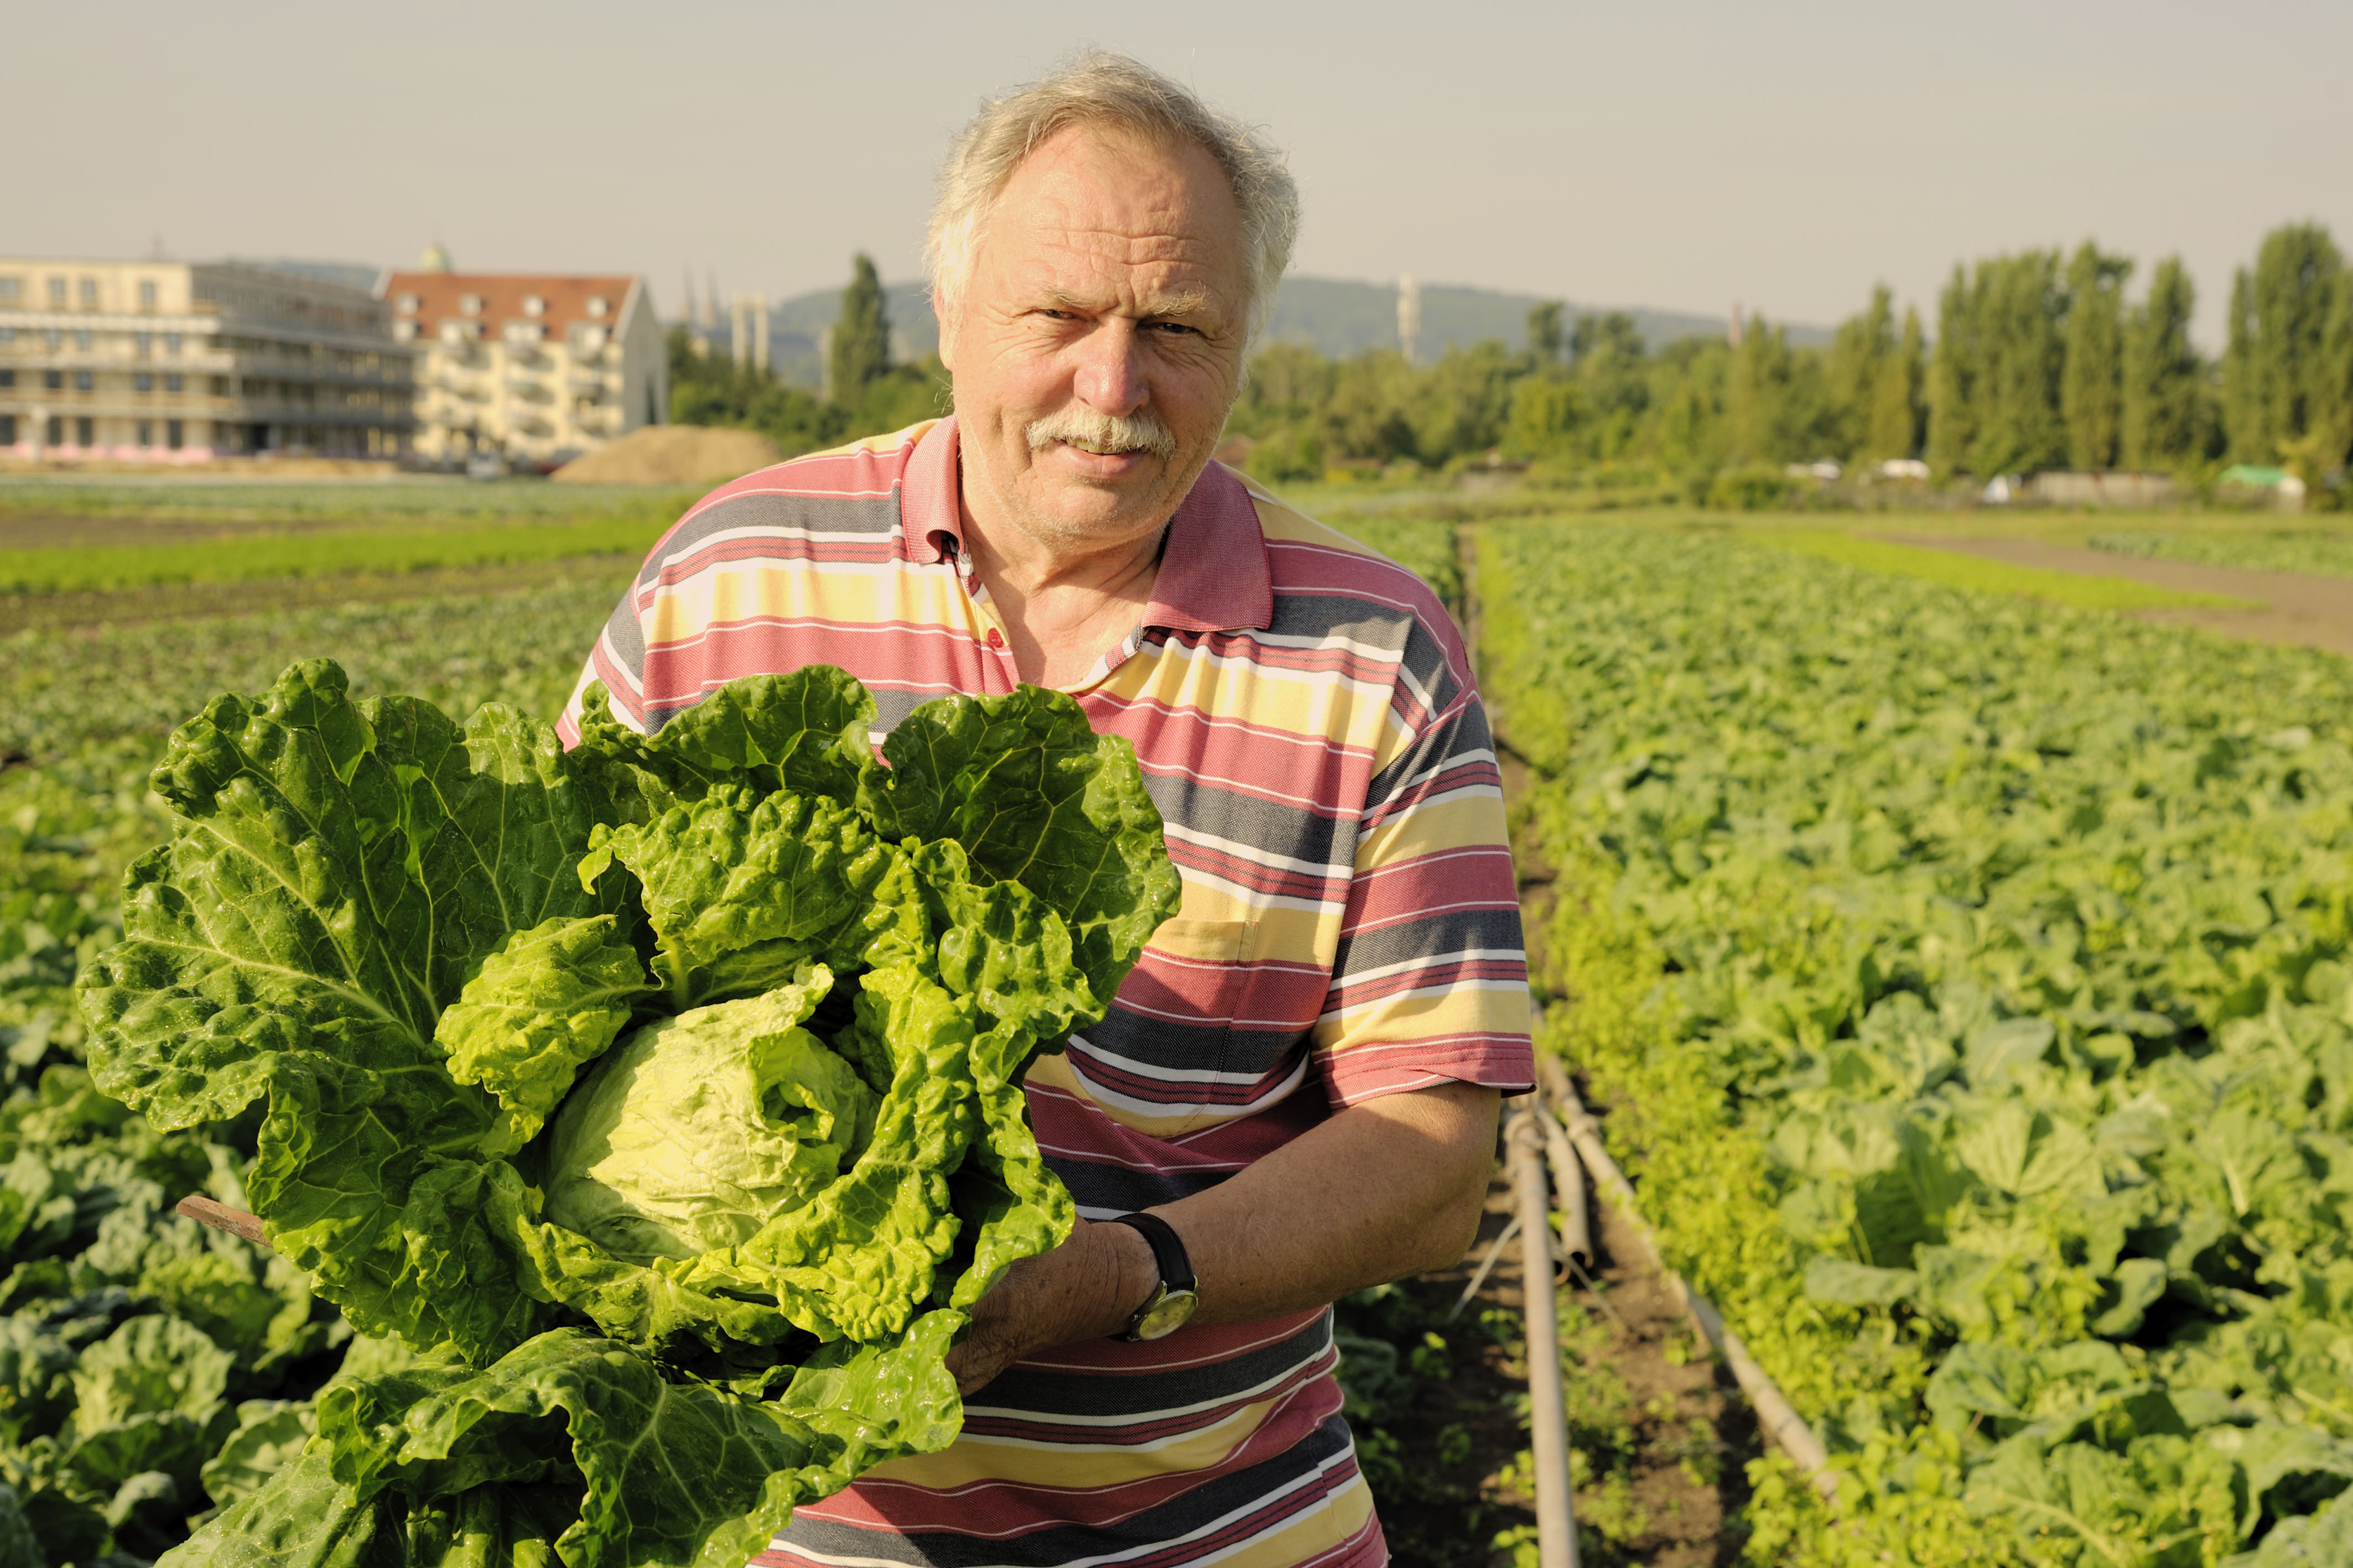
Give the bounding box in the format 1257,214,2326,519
558,417,1532,1568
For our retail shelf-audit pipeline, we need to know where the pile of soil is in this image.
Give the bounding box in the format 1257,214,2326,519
551,427,781,487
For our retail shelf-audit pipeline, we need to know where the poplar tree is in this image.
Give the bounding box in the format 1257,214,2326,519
1926,267,1977,476
2224,269,2260,461
2234,223,2352,472
829,253,891,407
1867,306,1926,461
1825,285,1895,460
2061,243,2129,470
2120,256,2201,470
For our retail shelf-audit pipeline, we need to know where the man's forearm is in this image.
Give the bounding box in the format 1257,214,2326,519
1160,1080,1502,1327
948,1082,1502,1391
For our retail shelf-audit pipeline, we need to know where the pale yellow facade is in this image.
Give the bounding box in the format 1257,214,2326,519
382,270,665,470
0,258,417,461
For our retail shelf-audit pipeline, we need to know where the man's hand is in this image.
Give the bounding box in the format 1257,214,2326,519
944,1081,1502,1395
944,1218,1158,1395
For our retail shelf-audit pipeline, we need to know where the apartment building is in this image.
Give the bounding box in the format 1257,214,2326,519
0,258,418,462
378,267,664,469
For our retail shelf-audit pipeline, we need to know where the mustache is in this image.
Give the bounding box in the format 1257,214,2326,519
1024,408,1179,460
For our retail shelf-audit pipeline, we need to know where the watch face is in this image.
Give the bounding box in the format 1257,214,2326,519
1133,1288,1199,1342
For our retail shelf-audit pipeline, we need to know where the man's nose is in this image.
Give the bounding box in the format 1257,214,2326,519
1071,321,1149,416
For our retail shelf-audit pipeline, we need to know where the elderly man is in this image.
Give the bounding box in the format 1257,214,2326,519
560,51,1531,1568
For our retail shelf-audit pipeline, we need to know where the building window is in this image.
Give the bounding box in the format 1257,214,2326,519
165,373,184,393
0,415,14,446
47,279,66,306
43,371,63,391
0,370,12,389
46,416,62,446
167,419,184,450
75,416,94,446
586,295,609,318
137,420,153,447
505,321,543,345
74,331,91,351
459,294,482,316
44,331,61,352
0,278,18,303
74,371,94,392
396,294,418,315
139,280,158,311
522,295,546,317
79,279,98,308
393,320,417,343
136,372,154,393
164,332,183,354
0,329,12,346
135,332,152,357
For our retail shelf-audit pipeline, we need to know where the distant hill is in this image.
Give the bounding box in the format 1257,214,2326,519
685,274,1831,387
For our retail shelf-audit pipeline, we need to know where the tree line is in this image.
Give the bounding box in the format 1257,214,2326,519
673,225,2353,497
1227,221,2352,495
667,253,946,452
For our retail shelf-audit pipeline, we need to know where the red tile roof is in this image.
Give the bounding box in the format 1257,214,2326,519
379,272,638,334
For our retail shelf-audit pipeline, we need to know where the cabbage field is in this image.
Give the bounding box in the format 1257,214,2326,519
8,485,2353,1568
1487,523,2353,1564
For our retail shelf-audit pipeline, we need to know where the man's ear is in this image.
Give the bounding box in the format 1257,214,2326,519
933,288,957,374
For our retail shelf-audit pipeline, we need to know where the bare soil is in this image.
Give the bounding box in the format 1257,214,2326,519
1377,1153,1760,1566
1888,534,2353,658
550,426,780,486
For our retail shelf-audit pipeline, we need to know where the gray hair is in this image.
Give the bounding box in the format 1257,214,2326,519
927,51,1300,347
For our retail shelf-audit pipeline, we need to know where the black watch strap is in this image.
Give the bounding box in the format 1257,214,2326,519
1109,1211,1196,1295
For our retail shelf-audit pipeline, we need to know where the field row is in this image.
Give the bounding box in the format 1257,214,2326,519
1481,522,2353,1564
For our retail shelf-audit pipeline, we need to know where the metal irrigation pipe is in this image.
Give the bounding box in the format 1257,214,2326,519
1535,1107,1591,1268
1530,1059,1841,1503
1509,1107,1581,1568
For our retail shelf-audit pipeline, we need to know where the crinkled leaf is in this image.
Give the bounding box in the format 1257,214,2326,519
574,670,879,819
875,687,1181,1008
435,914,652,1155
580,787,905,1009
200,1399,319,1508
77,660,627,1361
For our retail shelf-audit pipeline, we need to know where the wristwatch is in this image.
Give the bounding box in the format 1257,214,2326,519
1108,1212,1199,1342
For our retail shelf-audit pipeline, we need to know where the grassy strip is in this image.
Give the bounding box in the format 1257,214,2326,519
1757,529,2258,610
2087,528,2353,582
0,516,676,593
0,478,694,523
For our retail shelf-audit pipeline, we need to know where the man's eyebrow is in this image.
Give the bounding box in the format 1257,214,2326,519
1036,284,1218,318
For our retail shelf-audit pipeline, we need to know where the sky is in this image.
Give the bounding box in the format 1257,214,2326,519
11,0,2350,349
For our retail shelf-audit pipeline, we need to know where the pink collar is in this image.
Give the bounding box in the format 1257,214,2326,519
902,416,1272,634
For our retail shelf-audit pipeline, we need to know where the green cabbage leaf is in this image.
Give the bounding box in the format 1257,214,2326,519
75,659,1179,1568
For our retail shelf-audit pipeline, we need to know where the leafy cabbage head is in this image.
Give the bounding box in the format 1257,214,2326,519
546,966,876,1262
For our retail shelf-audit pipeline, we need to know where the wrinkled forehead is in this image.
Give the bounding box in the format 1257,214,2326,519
973,124,1245,289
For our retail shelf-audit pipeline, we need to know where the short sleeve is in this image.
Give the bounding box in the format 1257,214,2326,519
555,580,652,747
1311,684,1534,1108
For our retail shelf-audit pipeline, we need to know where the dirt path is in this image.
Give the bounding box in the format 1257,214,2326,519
1889,534,2353,658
